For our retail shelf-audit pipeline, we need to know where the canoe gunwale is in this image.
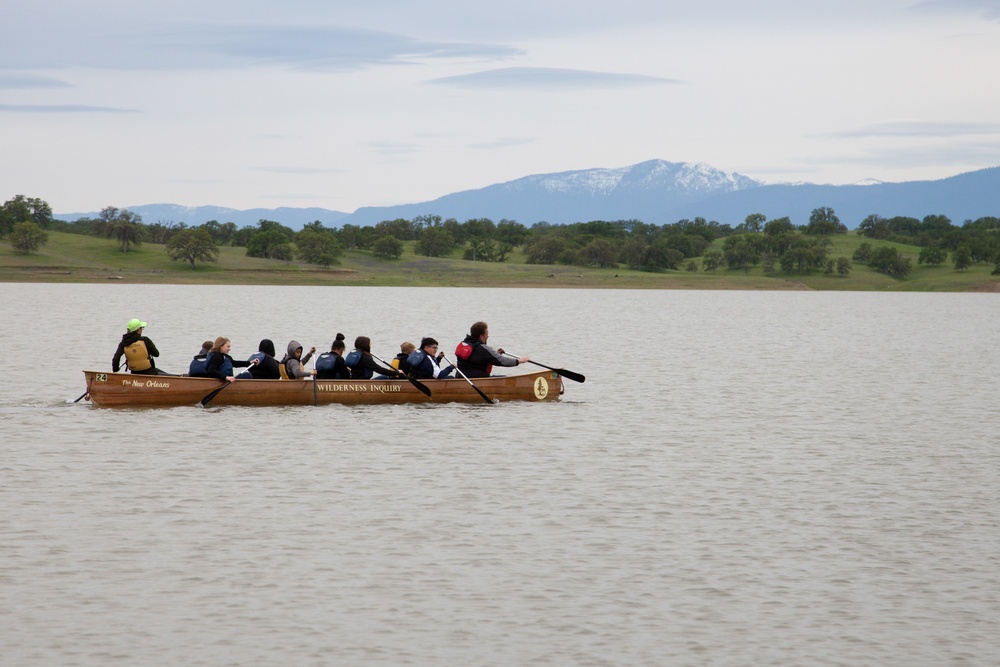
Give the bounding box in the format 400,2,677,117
81,369,564,408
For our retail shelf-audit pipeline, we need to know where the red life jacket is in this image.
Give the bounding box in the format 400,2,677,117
455,340,492,375
455,341,473,361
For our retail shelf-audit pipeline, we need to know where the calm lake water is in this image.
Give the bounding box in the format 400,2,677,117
2,284,999,666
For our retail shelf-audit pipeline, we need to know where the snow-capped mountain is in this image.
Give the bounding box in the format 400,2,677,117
344,159,765,226
501,160,761,196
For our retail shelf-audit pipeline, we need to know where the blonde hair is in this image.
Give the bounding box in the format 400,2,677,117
400,341,416,355
210,336,230,353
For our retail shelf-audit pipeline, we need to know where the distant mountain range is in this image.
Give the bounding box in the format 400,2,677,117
54,205,351,230
54,160,1000,230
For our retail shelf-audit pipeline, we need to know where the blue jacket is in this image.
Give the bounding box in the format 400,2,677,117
408,349,455,379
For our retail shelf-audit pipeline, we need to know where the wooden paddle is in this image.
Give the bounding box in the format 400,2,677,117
440,353,496,405
196,380,231,408
370,353,432,397
197,359,259,407
521,359,585,383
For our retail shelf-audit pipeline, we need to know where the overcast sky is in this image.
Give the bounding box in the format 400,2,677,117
2,0,999,214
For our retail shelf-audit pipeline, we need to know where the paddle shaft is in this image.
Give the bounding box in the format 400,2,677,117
312,369,318,406
197,358,260,407
440,353,496,405
370,353,432,397
72,373,97,403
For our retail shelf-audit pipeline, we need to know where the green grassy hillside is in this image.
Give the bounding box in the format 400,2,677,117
2,230,998,291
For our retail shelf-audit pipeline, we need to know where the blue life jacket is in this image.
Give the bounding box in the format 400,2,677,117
406,349,426,368
315,352,337,373
235,351,267,379
409,349,454,379
199,351,234,378
344,349,362,367
189,354,209,377
219,355,234,378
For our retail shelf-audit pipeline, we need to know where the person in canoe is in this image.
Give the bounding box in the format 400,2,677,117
455,321,529,378
392,341,416,374
408,337,455,380
346,336,402,380
112,318,170,375
239,338,282,380
315,334,350,380
199,337,255,382
187,340,214,376
281,340,316,379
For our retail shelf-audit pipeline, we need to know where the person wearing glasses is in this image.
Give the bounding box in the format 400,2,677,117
408,337,455,380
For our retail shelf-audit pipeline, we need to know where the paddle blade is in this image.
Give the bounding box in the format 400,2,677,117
408,376,432,397
529,361,585,383
472,385,497,405
552,367,585,383
197,381,230,408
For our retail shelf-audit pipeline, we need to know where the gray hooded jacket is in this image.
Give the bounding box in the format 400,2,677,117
281,339,314,378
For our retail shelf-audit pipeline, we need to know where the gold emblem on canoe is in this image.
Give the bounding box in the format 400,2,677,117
533,376,548,400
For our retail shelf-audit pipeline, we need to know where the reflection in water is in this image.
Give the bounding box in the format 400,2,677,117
1,285,999,665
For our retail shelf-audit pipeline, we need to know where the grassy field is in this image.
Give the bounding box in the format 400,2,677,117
2,230,998,291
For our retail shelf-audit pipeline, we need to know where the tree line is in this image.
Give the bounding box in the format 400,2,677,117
3,195,1000,276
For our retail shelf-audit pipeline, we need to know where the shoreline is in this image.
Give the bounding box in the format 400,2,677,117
3,231,999,291
0,265,824,290
5,266,999,291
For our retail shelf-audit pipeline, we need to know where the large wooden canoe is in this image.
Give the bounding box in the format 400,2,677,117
81,369,564,408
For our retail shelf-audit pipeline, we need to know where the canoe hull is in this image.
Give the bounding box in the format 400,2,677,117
82,370,563,408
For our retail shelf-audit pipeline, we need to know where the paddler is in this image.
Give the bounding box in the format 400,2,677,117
112,318,170,375
454,321,529,378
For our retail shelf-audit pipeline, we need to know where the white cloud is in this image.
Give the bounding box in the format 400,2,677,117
828,121,1000,138
427,67,679,90
0,22,520,71
0,103,140,113
367,140,424,155
250,167,347,175
821,141,1000,169
911,0,1000,21
0,74,72,89
469,137,537,149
